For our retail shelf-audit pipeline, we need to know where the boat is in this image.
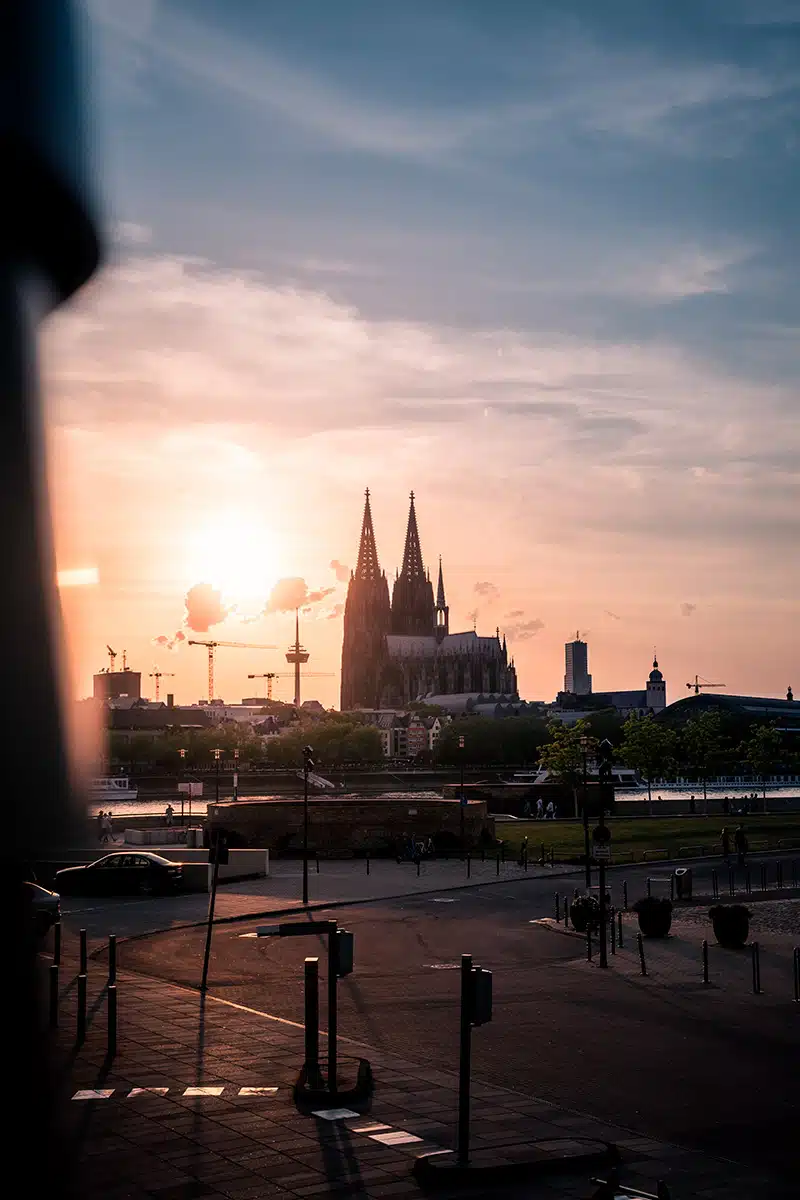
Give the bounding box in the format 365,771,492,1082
89,776,139,802
505,767,642,790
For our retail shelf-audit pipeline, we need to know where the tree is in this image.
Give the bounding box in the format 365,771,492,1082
619,714,677,814
739,722,782,811
680,711,727,808
537,719,596,817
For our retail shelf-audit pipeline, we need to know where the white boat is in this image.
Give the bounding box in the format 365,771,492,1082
506,767,641,790
89,776,139,801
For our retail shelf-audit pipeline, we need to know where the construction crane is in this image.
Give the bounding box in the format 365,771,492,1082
247,671,334,702
106,644,117,672
686,675,726,695
187,638,278,703
149,669,175,702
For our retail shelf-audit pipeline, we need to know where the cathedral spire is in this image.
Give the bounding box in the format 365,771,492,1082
436,556,446,608
400,491,425,580
355,487,381,581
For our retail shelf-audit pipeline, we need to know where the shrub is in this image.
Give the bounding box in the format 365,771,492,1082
569,893,601,933
709,903,751,949
632,895,673,938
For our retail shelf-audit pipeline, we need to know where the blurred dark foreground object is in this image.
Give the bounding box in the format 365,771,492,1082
1,3,102,1196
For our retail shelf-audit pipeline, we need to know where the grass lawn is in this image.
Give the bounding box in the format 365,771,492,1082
495,813,800,863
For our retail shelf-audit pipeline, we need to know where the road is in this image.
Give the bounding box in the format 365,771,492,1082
72,862,798,1180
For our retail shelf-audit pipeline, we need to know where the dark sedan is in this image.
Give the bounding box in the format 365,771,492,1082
55,853,184,897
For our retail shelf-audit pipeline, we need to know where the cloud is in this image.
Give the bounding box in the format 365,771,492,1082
505,618,545,641
185,582,228,633
680,602,697,617
474,581,500,601
324,603,345,620
265,577,336,614
153,630,186,651
505,609,525,619
604,610,622,620
466,608,479,627
330,559,350,583
110,221,152,247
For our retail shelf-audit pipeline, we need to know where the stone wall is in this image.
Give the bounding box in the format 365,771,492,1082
206,795,494,854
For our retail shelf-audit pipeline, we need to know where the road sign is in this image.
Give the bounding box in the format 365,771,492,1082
592,823,611,845
593,845,611,860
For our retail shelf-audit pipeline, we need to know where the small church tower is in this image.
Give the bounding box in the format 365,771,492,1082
646,655,667,712
435,557,449,643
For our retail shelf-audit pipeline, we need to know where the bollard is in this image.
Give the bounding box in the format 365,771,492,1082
622,881,628,911
712,869,719,899
760,863,767,893
549,846,554,867
564,897,569,929
366,854,370,876
793,947,800,1003
53,920,61,967
617,909,623,948
79,928,87,976
417,857,421,878
792,861,798,888
481,847,485,864
637,932,647,976
49,964,59,1029
728,868,735,897
316,853,320,875
108,934,116,986
702,939,709,986
745,869,751,896
501,842,505,864
77,973,87,1044
108,983,117,1057
646,877,652,899
752,941,761,994
540,842,545,867
496,853,500,876
467,854,471,879
610,907,616,955
586,925,593,962
777,861,783,889
523,848,528,873
304,957,321,1087
555,894,560,923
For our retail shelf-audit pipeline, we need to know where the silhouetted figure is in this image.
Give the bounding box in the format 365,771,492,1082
689,794,696,814
165,804,174,827
734,825,748,867
723,795,730,815
96,810,104,843
721,827,731,862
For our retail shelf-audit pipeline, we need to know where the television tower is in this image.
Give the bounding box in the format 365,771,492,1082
285,608,310,706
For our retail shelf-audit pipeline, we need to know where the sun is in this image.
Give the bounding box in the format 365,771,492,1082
184,514,281,609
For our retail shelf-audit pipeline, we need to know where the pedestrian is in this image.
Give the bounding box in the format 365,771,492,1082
734,824,748,867
689,794,696,815
545,800,555,820
103,811,117,844
518,835,529,867
165,803,174,827
96,810,105,843
723,795,730,815
536,798,544,820
523,799,531,818
721,826,730,862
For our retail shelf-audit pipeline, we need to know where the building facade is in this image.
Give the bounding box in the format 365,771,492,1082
564,637,591,695
341,491,518,710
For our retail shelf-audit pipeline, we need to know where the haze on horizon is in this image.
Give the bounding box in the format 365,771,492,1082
48,0,800,710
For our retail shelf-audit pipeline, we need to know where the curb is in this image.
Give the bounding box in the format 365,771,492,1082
413,1138,619,1188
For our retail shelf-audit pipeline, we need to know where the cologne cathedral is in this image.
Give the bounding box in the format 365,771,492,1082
340,491,518,710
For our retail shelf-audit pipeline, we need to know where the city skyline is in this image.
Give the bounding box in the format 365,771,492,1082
49,1,799,709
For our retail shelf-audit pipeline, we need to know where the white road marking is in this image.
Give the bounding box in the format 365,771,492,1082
238,1087,278,1096
423,963,459,970
183,1086,224,1097
370,1130,423,1145
312,1107,360,1120
129,1087,169,1097
72,1089,114,1100
432,898,456,903
347,1122,391,1133
238,932,258,938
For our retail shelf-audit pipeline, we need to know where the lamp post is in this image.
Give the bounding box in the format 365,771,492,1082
233,748,239,802
302,745,314,906
458,734,466,853
214,747,221,805
179,748,187,825
580,735,591,888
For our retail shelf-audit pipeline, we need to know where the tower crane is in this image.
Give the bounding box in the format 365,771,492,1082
686,675,726,695
149,669,175,702
106,644,116,672
247,671,334,702
187,639,278,703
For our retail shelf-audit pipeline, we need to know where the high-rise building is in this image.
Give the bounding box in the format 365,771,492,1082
564,636,592,695
340,491,517,710
93,668,142,702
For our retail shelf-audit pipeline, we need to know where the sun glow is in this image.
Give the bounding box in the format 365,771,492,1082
184,514,282,610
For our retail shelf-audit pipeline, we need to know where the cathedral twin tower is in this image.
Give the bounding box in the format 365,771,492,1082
340,490,518,710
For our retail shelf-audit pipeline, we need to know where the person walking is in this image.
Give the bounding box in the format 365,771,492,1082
165,803,174,827
545,799,555,820
102,811,117,844
721,826,731,862
536,798,544,820
96,810,105,843
734,824,748,867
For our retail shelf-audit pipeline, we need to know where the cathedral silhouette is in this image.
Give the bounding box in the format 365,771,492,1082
340,490,518,710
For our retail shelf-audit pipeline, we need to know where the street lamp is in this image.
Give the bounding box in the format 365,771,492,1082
458,734,466,853
302,745,314,906
233,748,239,802
179,748,187,825
580,735,591,888
213,747,221,805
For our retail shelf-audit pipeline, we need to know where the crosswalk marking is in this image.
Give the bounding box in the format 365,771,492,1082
72,1089,114,1100
183,1086,225,1097
238,1087,278,1096
129,1087,169,1097
370,1130,423,1145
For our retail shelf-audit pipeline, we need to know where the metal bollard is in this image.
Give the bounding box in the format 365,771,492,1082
555,894,560,923
745,869,751,896
481,847,485,863
712,869,719,899
793,947,800,1003
108,983,117,1056
417,857,421,877
623,881,628,911
760,863,767,892
610,907,616,955
728,868,735,897
366,854,370,876
496,853,500,876
777,861,783,889
79,928,87,976
53,920,61,967
501,842,505,864
540,842,545,867
637,932,647,976
617,909,623,948
587,925,593,962
523,848,528,873
304,957,321,1087
77,973,87,1044
467,854,471,879
564,897,569,929
316,853,320,874
646,877,652,898
752,942,761,994
792,861,798,888
108,934,116,986
702,939,709,986
549,846,554,867
49,964,59,1029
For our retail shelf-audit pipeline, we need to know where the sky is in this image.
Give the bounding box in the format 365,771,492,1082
47,0,800,710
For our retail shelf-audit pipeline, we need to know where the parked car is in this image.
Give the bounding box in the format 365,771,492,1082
55,853,184,897
25,881,61,936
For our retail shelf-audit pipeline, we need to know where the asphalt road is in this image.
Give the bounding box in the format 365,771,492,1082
113,873,800,1179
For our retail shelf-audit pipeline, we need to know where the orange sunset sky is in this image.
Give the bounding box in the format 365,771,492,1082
45,2,799,710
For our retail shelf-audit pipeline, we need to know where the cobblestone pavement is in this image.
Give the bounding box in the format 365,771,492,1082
47,947,796,1200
